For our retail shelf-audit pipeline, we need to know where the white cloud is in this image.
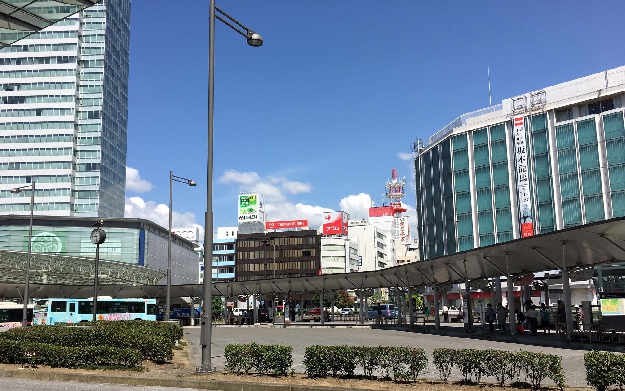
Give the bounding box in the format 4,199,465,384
218,169,261,186
125,167,153,193
397,152,413,161
281,180,312,194
124,196,204,238
264,202,329,228
339,193,372,221
218,169,312,202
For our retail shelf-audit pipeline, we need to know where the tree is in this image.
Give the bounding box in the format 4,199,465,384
312,292,332,308
336,290,355,308
211,296,223,319
411,294,424,310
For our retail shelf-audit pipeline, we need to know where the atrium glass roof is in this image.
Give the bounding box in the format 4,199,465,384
0,0,101,48
0,249,166,286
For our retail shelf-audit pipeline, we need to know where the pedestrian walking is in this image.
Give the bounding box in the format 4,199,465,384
527,304,538,335
574,305,585,331
496,303,507,333
540,303,551,334
442,305,449,323
486,303,496,333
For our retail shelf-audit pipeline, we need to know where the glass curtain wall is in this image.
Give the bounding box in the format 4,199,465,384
453,134,473,251
605,110,625,216
530,114,556,233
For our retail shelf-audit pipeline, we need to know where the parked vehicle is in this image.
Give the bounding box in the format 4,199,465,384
340,308,354,315
302,308,329,322
366,304,397,320
257,308,270,322
231,308,248,317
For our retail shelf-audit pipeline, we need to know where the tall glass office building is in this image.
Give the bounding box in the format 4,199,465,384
415,66,625,263
0,0,130,218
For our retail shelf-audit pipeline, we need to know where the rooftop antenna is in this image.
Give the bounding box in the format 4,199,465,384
488,65,492,106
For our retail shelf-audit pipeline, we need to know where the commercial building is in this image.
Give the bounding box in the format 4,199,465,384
0,215,198,285
348,219,390,272
320,236,359,274
415,66,625,305
0,1,131,218
415,66,625,258
235,230,320,281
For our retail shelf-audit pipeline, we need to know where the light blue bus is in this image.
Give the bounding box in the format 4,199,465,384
33,297,158,325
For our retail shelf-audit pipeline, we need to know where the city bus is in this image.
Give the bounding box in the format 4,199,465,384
32,297,159,325
0,302,33,328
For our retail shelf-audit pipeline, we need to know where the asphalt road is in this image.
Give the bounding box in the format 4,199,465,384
184,323,601,387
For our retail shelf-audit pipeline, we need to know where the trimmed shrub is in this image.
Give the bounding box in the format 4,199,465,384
303,345,330,378
515,350,565,390
585,350,625,391
0,322,174,364
0,339,143,369
433,348,454,382
355,346,381,378
224,343,255,374
225,343,292,377
483,350,517,386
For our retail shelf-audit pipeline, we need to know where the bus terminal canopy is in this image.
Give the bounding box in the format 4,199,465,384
0,0,101,49
0,217,624,300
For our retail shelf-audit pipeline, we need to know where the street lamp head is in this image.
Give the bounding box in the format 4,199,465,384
246,32,263,47
10,188,20,194
188,180,197,187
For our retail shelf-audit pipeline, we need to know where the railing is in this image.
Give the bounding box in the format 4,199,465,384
555,323,625,343
428,104,503,146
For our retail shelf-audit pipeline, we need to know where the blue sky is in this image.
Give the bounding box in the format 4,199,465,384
122,1,625,237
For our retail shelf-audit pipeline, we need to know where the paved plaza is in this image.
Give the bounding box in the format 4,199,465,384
184,322,624,387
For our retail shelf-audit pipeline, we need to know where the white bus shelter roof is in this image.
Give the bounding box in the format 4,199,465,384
0,217,623,300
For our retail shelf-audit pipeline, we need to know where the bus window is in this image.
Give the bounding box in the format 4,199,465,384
51,301,66,312
147,304,158,315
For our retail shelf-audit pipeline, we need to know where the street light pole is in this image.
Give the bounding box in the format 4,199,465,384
200,2,263,372
11,182,35,328
167,171,196,322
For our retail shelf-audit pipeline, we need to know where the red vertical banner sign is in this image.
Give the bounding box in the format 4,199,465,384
513,116,534,238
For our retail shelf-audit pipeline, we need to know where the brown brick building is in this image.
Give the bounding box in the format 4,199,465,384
235,230,321,281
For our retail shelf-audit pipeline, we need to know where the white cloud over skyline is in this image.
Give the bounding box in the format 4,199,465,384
397,152,413,161
126,167,153,193
124,167,417,243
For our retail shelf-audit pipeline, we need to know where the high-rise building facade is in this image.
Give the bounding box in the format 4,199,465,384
0,0,131,217
414,66,625,262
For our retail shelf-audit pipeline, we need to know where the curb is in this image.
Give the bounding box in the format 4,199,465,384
0,369,372,391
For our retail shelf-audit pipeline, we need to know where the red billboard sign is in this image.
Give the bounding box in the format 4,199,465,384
265,220,308,230
323,212,344,235
369,206,393,217
521,222,534,238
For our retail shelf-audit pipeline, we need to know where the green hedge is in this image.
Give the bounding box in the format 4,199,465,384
225,343,293,376
0,339,143,368
303,345,427,382
585,350,625,391
0,320,180,364
433,348,564,389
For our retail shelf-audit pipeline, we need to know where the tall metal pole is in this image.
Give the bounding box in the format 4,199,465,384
506,253,516,335
166,171,173,321
93,242,99,322
22,182,34,328
200,0,215,372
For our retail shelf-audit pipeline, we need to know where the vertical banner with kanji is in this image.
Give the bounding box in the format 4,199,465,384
513,116,534,237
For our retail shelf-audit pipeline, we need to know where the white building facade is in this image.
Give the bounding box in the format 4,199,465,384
348,219,390,272
320,236,359,274
0,1,131,217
